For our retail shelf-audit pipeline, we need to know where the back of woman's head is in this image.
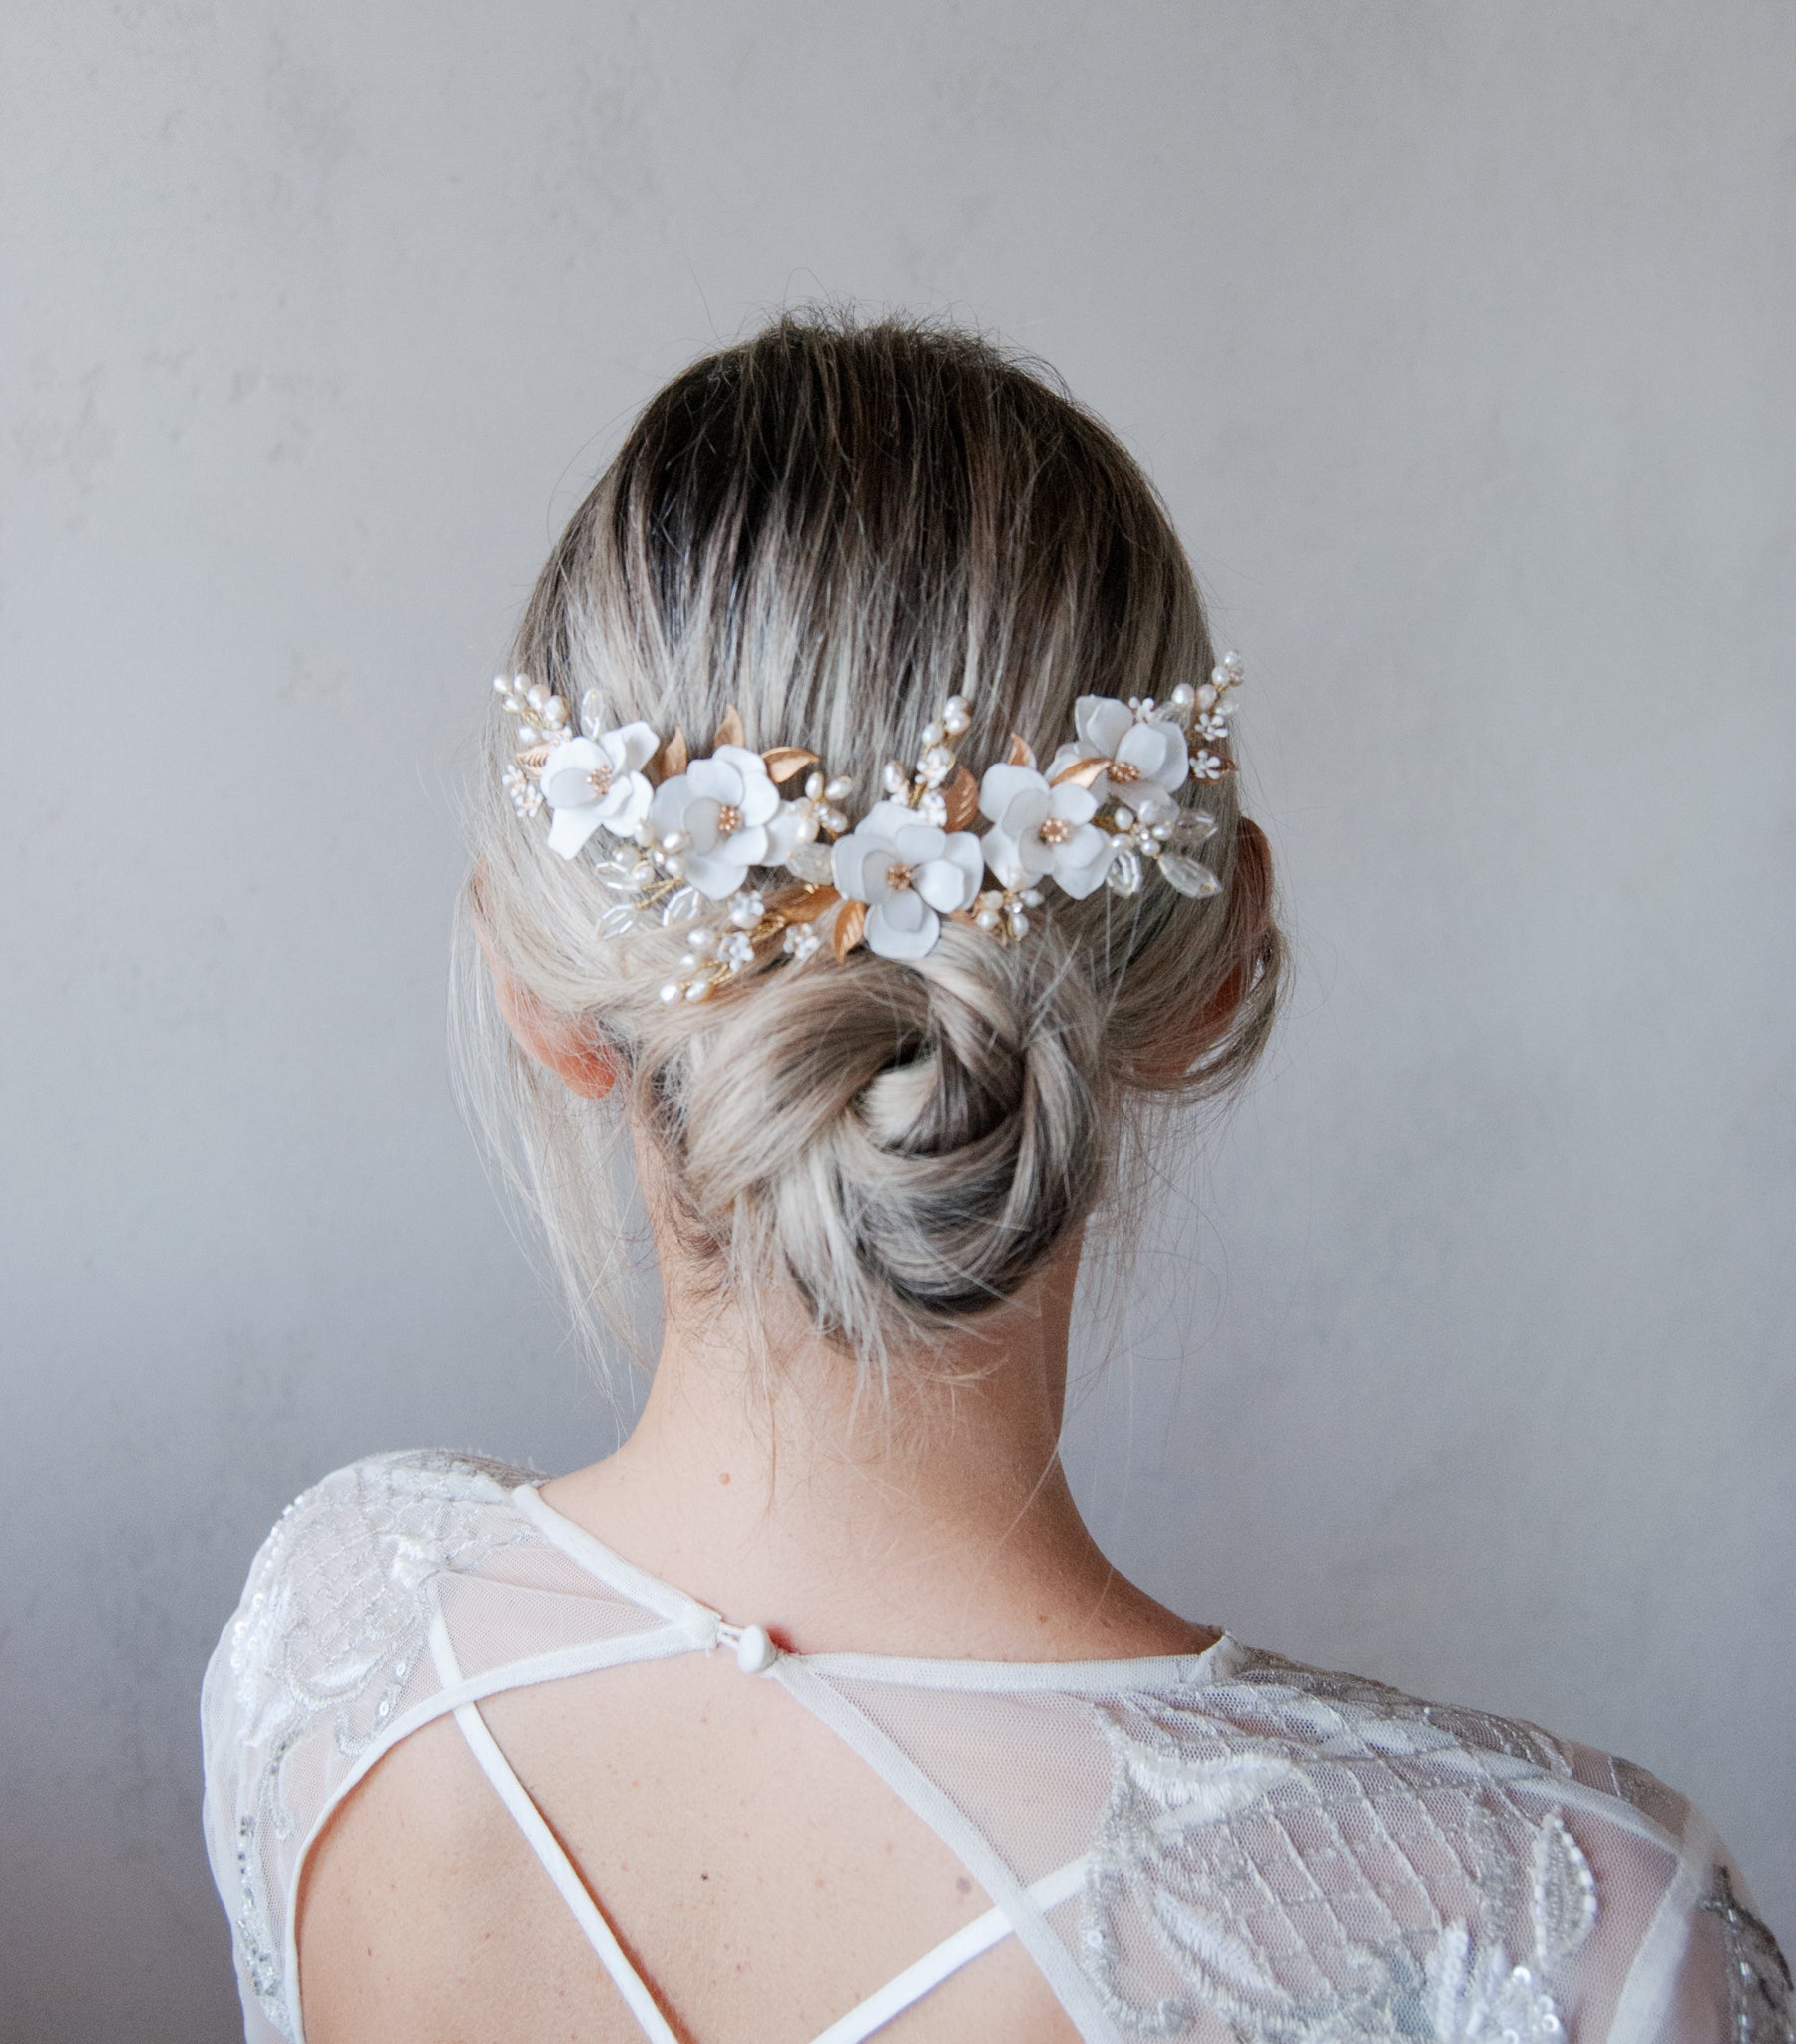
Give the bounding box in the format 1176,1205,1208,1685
461,309,1282,1378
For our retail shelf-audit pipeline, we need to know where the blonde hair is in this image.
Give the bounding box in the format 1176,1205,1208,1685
456,310,1282,1383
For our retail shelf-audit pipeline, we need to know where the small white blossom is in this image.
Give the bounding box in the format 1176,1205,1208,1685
832,800,984,960
976,763,1115,899
783,923,821,963
648,745,802,900
502,764,544,819
1048,695,1190,808
538,723,660,858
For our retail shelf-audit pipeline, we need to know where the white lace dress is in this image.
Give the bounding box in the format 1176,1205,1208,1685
201,1452,1791,2044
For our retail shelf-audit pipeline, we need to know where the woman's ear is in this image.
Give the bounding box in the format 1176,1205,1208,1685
473,909,618,1101
496,975,619,1100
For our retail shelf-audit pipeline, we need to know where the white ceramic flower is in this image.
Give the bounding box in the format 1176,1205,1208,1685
1049,695,1190,810
538,723,660,858
832,800,983,961
977,763,1115,898
648,744,800,900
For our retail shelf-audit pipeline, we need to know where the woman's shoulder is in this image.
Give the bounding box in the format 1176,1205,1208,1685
199,1450,543,2039
1088,1639,1790,2043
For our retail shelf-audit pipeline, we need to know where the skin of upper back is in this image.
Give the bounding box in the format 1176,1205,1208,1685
298,1655,1083,2044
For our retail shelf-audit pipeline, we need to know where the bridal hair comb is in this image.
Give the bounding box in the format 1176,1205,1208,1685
493,654,1245,1005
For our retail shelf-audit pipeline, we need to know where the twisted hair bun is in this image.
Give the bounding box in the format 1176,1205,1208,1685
459,310,1283,1371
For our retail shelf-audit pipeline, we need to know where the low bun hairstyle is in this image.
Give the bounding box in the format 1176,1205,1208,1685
458,311,1283,1377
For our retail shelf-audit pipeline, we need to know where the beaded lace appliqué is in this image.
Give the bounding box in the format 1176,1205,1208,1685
225,1451,533,2032
1702,1866,1795,2044
1080,1653,1596,2041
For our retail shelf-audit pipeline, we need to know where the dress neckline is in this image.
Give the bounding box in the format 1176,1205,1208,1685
511,1480,1243,1693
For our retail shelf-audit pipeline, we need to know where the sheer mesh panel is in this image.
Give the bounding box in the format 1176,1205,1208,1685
202,1453,1790,2044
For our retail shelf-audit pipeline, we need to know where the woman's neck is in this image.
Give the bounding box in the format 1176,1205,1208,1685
541,1237,1217,1664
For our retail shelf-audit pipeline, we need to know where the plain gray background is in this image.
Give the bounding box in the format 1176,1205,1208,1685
3,3,1791,2035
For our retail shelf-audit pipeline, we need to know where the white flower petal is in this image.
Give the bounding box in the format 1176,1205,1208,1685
879,887,927,934
761,802,806,863
1119,721,1188,792
685,755,741,804
1047,781,1099,825
1077,697,1133,759
681,795,724,852
726,822,771,867
833,832,870,899
999,787,1052,841
649,773,691,836
546,803,607,859
598,770,654,834
893,821,948,866
866,897,941,960
935,832,985,907
1050,824,1115,899
539,738,607,808
914,857,968,913
981,826,1031,890
978,762,1048,825
860,799,923,847
611,721,661,772
680,849,750,900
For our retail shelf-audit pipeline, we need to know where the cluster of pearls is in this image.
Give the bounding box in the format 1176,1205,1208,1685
880,694,974,825
971,884,1046,941
656,880,837,1006
1106,804,1220,900
492,674,572,747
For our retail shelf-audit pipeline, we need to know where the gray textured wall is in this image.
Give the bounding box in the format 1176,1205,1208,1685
3,4,1791,2035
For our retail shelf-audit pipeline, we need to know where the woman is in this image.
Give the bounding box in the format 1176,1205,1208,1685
203,314,1789,2043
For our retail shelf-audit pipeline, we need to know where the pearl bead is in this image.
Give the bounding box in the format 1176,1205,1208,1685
804,772,824,800
824,775,853,802
685,981,710,1002
975,908,1000,931
658,982,680,1004
942,704,970,734
689,927,716,955
882,762,909,794
662,829,691,854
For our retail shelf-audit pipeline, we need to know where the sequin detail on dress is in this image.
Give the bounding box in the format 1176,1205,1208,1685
225,1451,534,2031
1702,1866,1795,2044
1079,1655,1596,2040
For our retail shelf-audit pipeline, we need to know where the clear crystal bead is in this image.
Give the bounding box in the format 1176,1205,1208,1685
1159,853,1222,898
1165,807,1218,848
1107,849,1144,896
785,841,837,884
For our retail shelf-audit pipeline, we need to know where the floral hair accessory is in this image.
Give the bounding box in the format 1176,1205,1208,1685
491,651,1245,1000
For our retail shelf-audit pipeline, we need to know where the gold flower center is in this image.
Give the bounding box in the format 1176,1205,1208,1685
1108,758,1141,785
886,860,916,891
586,763,614,797
715,802,742,838
1038,816,1073,846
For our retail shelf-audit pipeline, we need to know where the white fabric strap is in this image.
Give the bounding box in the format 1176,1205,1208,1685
450,1699,680,2044
810,1856,1088,2044
427,1608,678,2044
